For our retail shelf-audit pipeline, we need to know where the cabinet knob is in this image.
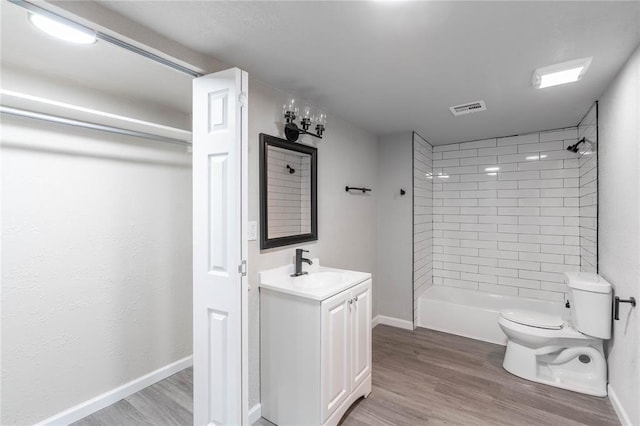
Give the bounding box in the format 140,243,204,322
354,296,359,302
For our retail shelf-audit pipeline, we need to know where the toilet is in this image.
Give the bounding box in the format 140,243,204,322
498,272,612,396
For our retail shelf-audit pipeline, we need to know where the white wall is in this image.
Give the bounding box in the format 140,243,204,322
598,44,640,426
413,133,433,324
431,129,582,301
377,133,414,324
1,117,192,425
247,79,378,408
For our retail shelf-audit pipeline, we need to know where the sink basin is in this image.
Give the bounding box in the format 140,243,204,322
258,259,371,301
292,271,345,289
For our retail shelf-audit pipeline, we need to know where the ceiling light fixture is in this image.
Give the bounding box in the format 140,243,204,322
533,57,592,89
282,95,326,142
29,12,97,45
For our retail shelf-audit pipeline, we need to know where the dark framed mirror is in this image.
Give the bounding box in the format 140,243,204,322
259,133,318,250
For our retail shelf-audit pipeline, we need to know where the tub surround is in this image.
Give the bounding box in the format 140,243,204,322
431,128,583,303
577,104,598,273
413,133,434,324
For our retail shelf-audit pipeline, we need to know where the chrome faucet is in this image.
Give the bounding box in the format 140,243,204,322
291,249,313,277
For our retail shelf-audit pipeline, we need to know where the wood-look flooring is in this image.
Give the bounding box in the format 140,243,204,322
335,325,618,426
76,326,619,426
71,368,193,426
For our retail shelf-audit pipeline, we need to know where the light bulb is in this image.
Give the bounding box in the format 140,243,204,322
284,95,298,114
301,102,313,119
315,109,327,127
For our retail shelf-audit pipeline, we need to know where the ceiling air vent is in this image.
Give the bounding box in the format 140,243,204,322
449,100,487,117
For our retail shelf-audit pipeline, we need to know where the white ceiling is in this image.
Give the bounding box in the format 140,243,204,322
4,1,640,145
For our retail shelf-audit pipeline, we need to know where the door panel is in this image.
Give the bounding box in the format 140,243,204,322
193,68,248,426
351,281,372,390
320,290,351,422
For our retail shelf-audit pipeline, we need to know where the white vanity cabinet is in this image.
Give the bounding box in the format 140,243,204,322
260,277,372,426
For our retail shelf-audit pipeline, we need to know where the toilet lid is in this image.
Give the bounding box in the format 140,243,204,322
500,309,563,330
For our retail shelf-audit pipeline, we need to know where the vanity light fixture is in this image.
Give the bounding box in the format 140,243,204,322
485,167,500,172
533,57,592,89
29,12,97,45
282,95,326,142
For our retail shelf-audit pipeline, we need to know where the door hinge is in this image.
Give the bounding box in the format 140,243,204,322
238,92,247,107
238,260,247,276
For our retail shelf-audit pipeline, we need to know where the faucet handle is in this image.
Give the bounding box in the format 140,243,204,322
297,249,309,253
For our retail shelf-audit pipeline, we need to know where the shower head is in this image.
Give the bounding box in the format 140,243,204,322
566,137,586,153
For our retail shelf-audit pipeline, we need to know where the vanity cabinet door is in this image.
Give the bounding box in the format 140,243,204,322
351,280,371,391
320,289,352,423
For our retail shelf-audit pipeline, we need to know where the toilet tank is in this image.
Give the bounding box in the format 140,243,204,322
565,272,612,339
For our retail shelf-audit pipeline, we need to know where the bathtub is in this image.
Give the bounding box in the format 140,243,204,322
417,286,566,345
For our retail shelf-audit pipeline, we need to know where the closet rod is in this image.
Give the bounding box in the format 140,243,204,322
1,106,192,147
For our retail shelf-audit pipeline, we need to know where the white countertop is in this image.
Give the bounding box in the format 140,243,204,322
258,259,371,301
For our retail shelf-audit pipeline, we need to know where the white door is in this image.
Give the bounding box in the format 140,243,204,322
193,68,248,425
320,290,352,422
351,281,371,390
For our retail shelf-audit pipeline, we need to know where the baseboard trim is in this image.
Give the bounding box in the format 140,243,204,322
372,315,414,330
372,315,380,328
608,384,632,426
248,403,262,424
36,355,193,426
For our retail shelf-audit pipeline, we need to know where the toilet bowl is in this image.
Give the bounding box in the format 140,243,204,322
498,273,612,397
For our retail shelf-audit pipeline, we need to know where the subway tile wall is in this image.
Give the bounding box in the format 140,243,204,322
413,133,433,324
578,104,598,273
267,147,311,238
431,128,583,302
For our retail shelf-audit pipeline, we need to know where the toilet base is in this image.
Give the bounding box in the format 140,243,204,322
503,340,607,397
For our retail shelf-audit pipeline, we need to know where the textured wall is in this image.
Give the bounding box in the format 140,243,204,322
431,129,582,302
1,118,192,425
247,79,378,409
577,103,598,273
599,44,640,426
413,133,433,324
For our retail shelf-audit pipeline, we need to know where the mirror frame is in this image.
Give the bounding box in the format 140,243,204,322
259,133,318,250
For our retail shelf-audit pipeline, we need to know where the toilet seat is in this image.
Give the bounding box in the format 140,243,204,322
500,309,563,330
498,315,590,340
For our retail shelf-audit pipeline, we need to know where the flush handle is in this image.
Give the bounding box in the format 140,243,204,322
614,296,636,320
